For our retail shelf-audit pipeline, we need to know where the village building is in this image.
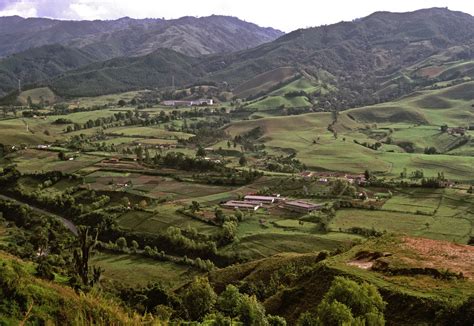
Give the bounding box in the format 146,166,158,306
222,200,261,211
345,174,367,185
162,99,214,107
244,195,283,204
447,127,467,136
102,158,120,164
300,171,316,179
282,200,323,213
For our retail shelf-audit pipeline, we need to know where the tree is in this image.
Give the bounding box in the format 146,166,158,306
239,155,247,166
297,312,318,326
315,276,386,325
424,146,438,155
58,151,66,161
267,315,287,326
203,312,232,325
122,196,130,207
190,201,201,213
239,294,268,326
145,148,151,163
317,300,354,325
218,284,242,317
118,99,126,107
73,227,102,287
136,146,143,162
214,209,226,224
131,240,139,252
196,146,206,157
36,257,55,280
221,221,238,243
364,169,371,180
182,277,217,321
116,237,127,250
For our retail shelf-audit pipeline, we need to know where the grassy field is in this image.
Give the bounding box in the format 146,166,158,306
10,149,101,173
18,87,57,105
117,204,218,236
66,91,143,108
91,252,199,288
105,125,193,139
269,77,324,96
233,67,297,98
330,198,472,243
245,95,312,110
223,81,474,180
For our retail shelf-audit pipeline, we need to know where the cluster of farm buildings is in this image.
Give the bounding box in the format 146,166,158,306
161,99,214,107
222,194,323,213
300,171,367,185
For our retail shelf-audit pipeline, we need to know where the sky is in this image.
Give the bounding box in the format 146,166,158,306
0,0,474,32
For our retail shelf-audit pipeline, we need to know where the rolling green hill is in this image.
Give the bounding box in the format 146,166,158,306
224,81,474,180
209,235,474,325
50,49,206,97
0,44,97,97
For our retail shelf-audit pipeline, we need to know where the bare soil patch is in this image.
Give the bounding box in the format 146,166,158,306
401,236,474,279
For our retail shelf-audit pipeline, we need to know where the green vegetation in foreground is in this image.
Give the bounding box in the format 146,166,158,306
210,235,474,325
0,251,144,325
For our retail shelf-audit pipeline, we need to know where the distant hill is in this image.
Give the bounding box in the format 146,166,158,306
0,44,97,96
0,15,283,97
50,48,206,97
205,7,474,100
0,15,283,58
42,8,474,100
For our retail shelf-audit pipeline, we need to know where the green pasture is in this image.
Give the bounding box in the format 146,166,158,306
90,252,198,288
9,149,100,173
66,90,143,108
18,87,57,105
246,95,311,110
105,125,193,139
330,208,471,243
117,204,219,236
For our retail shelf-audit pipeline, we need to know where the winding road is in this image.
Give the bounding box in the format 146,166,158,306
0,194,78,235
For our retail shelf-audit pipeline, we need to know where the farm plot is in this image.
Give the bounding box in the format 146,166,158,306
117,205,219,236
226,233,342,260
90,252,199,288
10,149,100,173
330,208,472,243
106,126,193,139
382,189,443,214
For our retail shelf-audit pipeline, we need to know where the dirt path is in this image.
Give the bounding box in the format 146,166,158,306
0,193,78,235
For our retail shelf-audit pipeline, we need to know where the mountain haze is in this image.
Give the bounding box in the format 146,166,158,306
0,15,283,58
0,15,283,96
46,8,474,100
0,44,97,96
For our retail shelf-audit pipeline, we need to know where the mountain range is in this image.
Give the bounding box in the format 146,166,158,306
0,15,283,58
0,15,283,96
1,8,474,102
